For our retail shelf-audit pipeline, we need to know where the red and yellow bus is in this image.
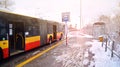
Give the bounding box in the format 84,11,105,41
0,11,64,60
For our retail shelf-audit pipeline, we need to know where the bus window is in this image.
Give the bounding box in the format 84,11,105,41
25,25,39,36
0,28,6,35
0,21,6,27
0,20,7,40
0,28,7,40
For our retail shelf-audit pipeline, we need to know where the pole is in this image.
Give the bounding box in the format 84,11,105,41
80,0,82,29
105,38,107,52
4,0,7,8
65,22,68,46
111,41,114,57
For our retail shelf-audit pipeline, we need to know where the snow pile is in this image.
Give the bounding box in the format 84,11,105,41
88,40,120,67
83,59,89,65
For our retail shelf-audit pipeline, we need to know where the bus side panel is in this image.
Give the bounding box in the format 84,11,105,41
24,19,41,51
57,23,60,40
47,22,53,43
57,32,61,40
25,36,40,51
3,48,9,58
53,24,57,41
57,24,64,40
0,40,9,59
0,18,9,59
39,20,47,45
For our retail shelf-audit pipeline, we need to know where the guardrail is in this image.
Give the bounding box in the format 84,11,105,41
102,35,120,58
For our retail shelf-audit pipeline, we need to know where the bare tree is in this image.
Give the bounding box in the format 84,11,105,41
98,15,111,34
97,13,120,39
0,0,14,10
112,14,120,32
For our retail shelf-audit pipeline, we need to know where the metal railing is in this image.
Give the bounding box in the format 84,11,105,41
102,35,120,58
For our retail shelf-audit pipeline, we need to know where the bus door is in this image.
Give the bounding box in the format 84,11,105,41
53,25,57,40
9,22,25,56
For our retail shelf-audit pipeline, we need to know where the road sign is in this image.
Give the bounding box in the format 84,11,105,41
62,12,70,22
62,12,70,46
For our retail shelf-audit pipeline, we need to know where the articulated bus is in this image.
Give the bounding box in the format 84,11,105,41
0,11,65,60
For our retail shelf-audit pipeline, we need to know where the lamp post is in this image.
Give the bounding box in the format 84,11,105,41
80,0,82,29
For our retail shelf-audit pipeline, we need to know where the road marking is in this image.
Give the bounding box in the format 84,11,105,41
16,40,63,67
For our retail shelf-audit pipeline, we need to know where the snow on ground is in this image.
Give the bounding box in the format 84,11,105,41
58,31,120,67
86,40,120,67
54,43,83,67
68,32,93,38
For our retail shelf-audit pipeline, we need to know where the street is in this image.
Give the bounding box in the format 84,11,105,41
23,31,94,67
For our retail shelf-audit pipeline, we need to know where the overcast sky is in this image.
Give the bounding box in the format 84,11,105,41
13,0,120,28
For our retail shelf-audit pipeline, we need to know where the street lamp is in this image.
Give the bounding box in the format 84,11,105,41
80,0,82,29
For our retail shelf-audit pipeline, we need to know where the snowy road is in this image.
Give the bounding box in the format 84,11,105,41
24,31,120,67
24,31,94,67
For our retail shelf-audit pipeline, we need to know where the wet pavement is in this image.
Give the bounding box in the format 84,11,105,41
24,31,94,67
0,42,55,67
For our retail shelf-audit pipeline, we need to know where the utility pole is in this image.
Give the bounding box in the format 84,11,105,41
4,0,7,8
80,0,82,29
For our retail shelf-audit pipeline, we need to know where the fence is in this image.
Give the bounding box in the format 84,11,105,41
102,36,120,58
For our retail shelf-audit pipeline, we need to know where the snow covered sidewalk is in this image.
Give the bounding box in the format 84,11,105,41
87,40,120,67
